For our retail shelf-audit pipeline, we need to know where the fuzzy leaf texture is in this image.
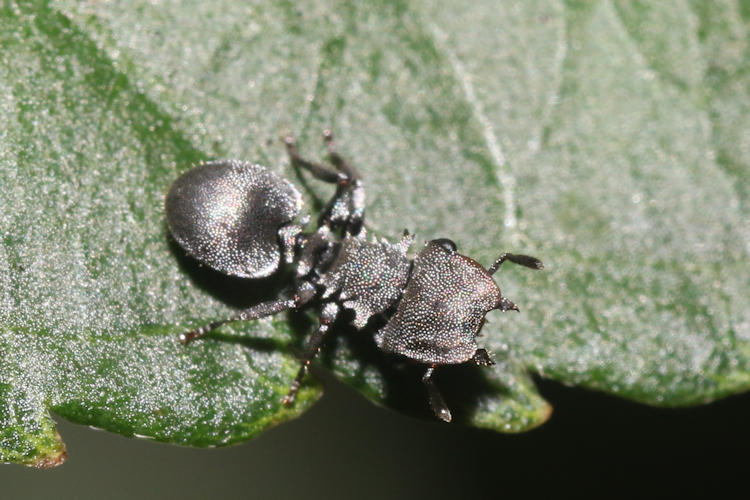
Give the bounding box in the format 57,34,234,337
1,0,748,467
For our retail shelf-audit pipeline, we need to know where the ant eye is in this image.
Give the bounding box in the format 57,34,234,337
431,238,457,252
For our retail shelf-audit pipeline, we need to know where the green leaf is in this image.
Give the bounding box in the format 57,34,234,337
1,0,748,466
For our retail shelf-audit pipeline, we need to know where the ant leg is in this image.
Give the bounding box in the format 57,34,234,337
423,365,452,422
497,297,519,312
282,302,340,405
322,130,365,235
179,297,293,345
179,283,316,344
323,129,361,182
472,348,496,366
487,253,544,275
283,132,365,235
283,134,339,183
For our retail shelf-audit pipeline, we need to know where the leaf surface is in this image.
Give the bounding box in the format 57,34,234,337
1,0,748,465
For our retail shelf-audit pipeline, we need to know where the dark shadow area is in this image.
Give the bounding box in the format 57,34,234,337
486,376,750,495
2,372,747,499
316,314,515,424
433,361,512,423
313,370,750,496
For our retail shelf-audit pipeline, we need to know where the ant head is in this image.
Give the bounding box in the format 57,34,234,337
375,239,507,365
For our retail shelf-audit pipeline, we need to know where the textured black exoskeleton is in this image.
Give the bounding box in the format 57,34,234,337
166,131,543,422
